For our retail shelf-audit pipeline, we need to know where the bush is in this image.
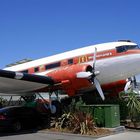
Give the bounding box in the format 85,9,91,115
119,91,140,123
54,110,96,134
52,98,96,134
0,97,7,107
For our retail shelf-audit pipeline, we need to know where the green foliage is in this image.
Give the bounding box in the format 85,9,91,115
54,110,95,134
53,98,96,134
67,97,86,113
0,97,7,107
119,91,140,122
53,112,71,130
68,111,95,134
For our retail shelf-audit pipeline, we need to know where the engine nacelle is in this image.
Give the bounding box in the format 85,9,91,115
47,64,92,82
47,64,92,96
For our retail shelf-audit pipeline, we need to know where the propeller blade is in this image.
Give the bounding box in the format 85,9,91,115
76,71,92,78
124,81,131,92
94,77,105,100
93,47,97,70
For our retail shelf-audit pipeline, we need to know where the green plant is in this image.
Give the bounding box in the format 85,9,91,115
53,112,71,130
0,97,7,107
66,97,86,113
120,91,140,124
53,110,95,134
52,98,96,134
68,111,95,134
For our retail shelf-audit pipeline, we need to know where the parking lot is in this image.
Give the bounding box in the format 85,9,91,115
0,130,140,140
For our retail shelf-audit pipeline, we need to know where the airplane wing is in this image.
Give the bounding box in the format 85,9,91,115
0,69,55,95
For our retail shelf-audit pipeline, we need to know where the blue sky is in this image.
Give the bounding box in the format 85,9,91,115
0,0,140,68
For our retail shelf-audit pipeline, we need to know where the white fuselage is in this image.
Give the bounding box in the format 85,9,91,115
4,41,140,87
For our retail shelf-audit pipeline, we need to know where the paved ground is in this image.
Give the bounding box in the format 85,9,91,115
98,131,140,140
0,131,97,140
0,130,140,140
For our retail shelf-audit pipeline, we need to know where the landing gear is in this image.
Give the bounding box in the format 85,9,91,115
38,91,62,117
51,100,62,117
49,91,62,117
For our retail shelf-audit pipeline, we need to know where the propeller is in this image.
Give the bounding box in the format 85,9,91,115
76,47,105,100
94,77,105,100
124,76,138,93
124,80,131,92
76,71,93,78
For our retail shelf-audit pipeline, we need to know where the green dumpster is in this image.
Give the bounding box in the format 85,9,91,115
94,106,104,127
80,104,120,128
104,105,120,128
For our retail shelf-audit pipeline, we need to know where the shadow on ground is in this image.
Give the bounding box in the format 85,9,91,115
0,128,39,137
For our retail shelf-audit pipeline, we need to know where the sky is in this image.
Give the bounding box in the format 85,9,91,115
0,0,140,68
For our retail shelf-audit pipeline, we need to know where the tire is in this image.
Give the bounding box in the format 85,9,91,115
51,100,62,117
12,121,22,132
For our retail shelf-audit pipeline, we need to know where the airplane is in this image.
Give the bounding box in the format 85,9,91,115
0,40,139,113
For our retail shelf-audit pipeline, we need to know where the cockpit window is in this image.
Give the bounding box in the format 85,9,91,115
116,45,139,53
126,45,139,50
116,46,125,53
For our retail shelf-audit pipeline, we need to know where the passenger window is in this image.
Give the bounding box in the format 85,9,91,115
45,62,60,70
34,67,39,73
68,59,73,64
